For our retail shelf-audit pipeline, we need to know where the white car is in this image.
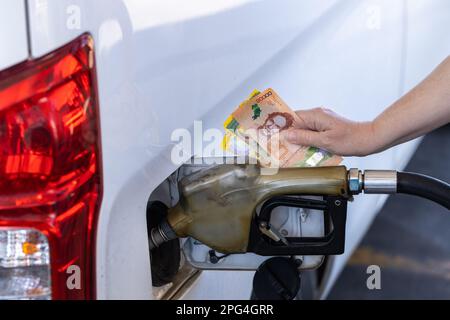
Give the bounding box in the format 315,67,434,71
0,0,449,300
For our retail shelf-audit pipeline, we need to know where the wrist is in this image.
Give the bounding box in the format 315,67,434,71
354,121,380,156
364,118,392,155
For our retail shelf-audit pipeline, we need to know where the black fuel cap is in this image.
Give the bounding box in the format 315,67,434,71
252,257,301,300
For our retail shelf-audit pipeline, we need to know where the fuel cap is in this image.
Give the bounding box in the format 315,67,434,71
252,257,301,300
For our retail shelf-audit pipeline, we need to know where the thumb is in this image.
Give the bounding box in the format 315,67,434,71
285,129,323,148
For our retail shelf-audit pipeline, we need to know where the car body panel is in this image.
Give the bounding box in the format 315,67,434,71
18,0,450,299
0,0,29,70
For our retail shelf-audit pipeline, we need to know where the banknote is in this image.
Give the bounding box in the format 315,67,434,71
222,89,262,160
224,88,342,168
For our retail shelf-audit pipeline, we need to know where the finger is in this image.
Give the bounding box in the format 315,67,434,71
285,129,324,148
294,109,317,129
295,107,333,131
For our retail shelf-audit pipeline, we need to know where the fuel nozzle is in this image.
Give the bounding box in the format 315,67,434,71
149,165,351,253
149,219,177,251
148,165,450,254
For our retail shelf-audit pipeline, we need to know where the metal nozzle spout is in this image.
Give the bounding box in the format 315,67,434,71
149,219,178,250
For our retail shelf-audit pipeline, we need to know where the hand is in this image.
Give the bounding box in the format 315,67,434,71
285,107,377,157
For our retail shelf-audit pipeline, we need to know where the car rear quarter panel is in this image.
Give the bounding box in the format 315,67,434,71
24,0,450,300
0,0,28,70
27,0,349,299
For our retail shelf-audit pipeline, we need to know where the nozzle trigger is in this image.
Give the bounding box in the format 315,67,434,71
259,222,289,245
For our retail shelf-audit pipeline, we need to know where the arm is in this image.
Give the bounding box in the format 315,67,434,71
286,56,450,156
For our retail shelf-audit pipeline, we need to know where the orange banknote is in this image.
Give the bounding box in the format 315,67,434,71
224,88,342,168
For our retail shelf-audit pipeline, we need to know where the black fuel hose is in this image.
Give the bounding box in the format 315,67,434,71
397,172,450,210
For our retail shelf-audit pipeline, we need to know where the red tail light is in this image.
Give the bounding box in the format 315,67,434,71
0,34,102,299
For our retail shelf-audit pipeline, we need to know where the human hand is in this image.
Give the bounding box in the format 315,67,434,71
285,107,378,157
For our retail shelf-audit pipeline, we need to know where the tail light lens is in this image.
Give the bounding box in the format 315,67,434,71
0,34,102,299
0,228,51,299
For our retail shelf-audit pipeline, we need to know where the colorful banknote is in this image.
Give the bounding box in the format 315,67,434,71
224,88,342,168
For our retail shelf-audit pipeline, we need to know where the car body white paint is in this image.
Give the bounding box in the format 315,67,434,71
0,0,29,70
1,0,449,299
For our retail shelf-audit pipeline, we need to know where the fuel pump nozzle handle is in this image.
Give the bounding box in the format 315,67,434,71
150,165,349,253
